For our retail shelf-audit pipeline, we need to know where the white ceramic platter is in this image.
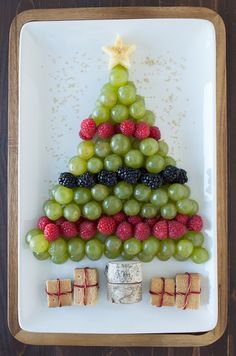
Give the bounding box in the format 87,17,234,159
18,18,217,334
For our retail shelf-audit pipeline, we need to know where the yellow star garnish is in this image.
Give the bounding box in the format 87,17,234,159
102,35,136,69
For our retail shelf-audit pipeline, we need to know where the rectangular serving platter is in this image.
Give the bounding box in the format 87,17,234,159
8,7,227,346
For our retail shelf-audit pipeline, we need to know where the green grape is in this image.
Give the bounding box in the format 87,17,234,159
48,237,67,256
53,185,73,205
99,90,117,108
109,65,128,87
103,196,122,215
173,253,189,261
185,231,204,247
136,95,145,104
105,235,122,252
138,251,155,262
102,82,117,93
83,201,102,220
63,203,81,222
123,199,140,216
139,138,159,156
176,199,199,215
111,104,129,123
33,251,50,261
176,239,194,259
95,232,107,243
77,140,95,160
124,149,144,169
92,106,110,125
157,239,176,261
190,200,199,215
87,157,103,173
124,238,142,256
69,156,87,175
110,134,131,155
168,184,190,201
95,140,111,158
131,138,141,149
51,253,68,264
118,84,136,105
85,239,103,260
91,184,110,201
126,81,136,89
44,200,63,220
121,250,134,260
129,101,146,119
158,140,169,156
104,249,121,259
114,181,133,200
29,234,49,254
140,110,155,126
146,154,165,173
68,238,85,261
164,156,176,167
104,154,122,171
191,247,209,263
25,228,42,244
51,184,60,198
150,188,169,207
134,184,151,202
74,187,92,205
142,236,160,255
160,203,177,220
141,203,158,218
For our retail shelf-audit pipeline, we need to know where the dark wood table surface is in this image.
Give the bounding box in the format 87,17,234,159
1,0,235,355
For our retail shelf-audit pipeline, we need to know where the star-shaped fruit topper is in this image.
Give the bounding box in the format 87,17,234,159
102,35,136,69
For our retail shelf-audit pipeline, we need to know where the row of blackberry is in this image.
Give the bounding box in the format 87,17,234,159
58,165,188,190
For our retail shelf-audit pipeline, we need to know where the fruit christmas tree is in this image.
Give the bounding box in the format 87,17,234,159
25,36,209,265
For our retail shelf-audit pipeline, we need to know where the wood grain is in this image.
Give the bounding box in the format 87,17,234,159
0,0,233,355
7,6,227,348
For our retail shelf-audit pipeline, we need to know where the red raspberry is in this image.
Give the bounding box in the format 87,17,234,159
120,119,136,136
113,211,126,223
127,215,142,225
187,215,203,232
153,221,168,240
175,213,189,225
168,221,186,239
55,217,66,226
97,216,116,235
134,223,150,241
114,123,121,133
134,122,150,140
75,216,86,228
97,123,114,139
37,216,52,231
78,220,97,240
80,118,96,138
116,222,133,240
44,223,60,241
79,130,91,140
143,217,159,227
149,126,161,140
61,221,78,238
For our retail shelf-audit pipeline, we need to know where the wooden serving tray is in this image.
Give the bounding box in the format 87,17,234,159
8,6,227,346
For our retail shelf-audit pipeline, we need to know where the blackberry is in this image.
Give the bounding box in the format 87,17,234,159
117,167,141,184
140,173,163,189
77,172,96,188
97,170,117,186
176,169,188,184
162,165,179,184
59,172,78,188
